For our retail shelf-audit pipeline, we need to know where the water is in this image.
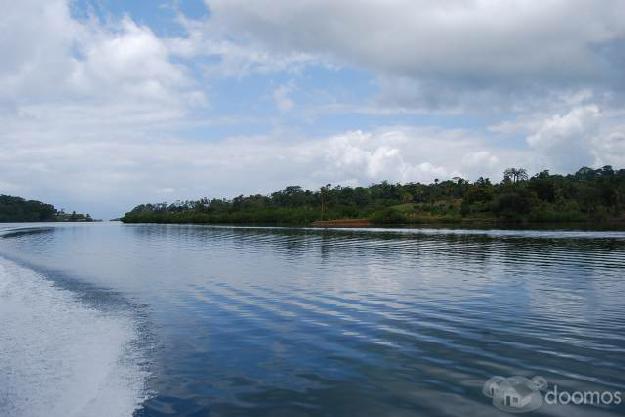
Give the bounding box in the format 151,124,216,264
1,222,624,417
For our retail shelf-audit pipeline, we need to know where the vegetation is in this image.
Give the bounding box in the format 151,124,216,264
55,210,93,222
0,194,94,222
122,166,625,227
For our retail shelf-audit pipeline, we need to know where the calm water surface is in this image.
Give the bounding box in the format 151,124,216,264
1,222,624,417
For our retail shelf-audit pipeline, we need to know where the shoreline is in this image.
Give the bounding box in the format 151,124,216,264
120,219,625,232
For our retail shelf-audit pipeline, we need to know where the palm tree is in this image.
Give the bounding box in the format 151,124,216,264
320,184,331,220
503,168,528,183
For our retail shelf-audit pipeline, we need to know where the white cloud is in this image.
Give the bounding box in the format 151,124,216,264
462,151,500,169
70,18,194,104
526,105,600,170
167,12,316,77
517,105,624,171
594,130,625,167
321,129,465,183
0,0,76,103
0,0,207,216
200,0,625,109
0,120,525,217
0,0,203,120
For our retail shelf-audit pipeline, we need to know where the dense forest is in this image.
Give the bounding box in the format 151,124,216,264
122,166,625,227
0,194,93,222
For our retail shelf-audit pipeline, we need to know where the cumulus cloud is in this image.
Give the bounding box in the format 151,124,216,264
517,104,625,171
526,105,600,170
0,0,203,121
71,18,195,103
321,129,469,184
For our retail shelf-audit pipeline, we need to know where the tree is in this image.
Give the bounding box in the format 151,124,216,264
601,165,615,176
320,184,331,220
492,191,533,219
529,170,556,202
503,168,528,183
120,165,625,226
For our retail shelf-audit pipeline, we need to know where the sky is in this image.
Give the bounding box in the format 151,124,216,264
2,0,625,219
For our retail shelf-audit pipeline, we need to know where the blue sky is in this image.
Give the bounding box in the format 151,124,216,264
2,1,625,218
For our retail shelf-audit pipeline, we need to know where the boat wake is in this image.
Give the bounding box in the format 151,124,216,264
0,256,150,417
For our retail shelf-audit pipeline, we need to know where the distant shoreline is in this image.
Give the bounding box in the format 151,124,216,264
0,194,95,223
120,166,625,230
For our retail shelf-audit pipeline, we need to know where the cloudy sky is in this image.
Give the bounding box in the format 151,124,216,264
2,0,625,218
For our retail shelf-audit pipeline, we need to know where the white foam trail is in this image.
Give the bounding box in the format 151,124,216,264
0,257,149,417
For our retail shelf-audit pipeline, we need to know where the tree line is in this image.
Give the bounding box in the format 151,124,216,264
0,194,94,222
121,166,625,227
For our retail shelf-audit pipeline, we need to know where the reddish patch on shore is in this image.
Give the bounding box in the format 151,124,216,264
310,219,372,228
